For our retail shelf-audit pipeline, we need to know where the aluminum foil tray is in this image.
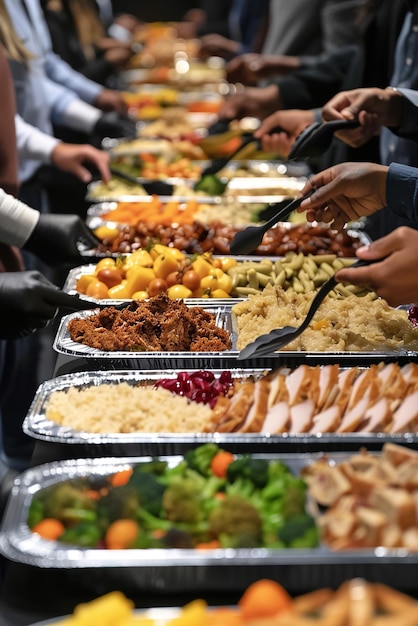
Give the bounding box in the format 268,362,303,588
52,304,416,371
22,369,418,454
2,453,418,593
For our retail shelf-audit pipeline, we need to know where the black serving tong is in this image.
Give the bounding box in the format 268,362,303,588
46,291,132,312
110,167,174,196
229,188,315,255
288,118,360,161
237,259,376,360
196,132,260,180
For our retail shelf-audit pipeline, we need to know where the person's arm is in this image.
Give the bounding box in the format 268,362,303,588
15,115,60,164
386,162,418,222
274,44,358,110
0,46,18,196
0,187,40,248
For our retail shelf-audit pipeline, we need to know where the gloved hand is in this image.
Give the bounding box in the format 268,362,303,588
23,214,101,265
0,271,94,339
92,111,137,140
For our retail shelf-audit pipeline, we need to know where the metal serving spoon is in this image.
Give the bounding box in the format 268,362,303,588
237,259,375,360
229,188,315,255
288,118,360,160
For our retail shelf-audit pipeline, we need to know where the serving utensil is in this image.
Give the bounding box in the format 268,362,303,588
110,167,174,196
58,293,136,311
229,188,315,255
288,118,360,160
237,259,375,360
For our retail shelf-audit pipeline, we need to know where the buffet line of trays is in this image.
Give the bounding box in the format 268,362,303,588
3,44,418,614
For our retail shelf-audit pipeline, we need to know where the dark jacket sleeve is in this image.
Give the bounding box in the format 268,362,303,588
275,44,359,110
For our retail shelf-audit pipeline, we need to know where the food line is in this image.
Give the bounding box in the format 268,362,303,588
1,25,418,626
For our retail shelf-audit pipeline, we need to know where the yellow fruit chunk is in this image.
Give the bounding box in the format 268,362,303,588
216,272,233,294
131,290,149,301
221,257,238,272
153,253,179,279
107,282,131,299
167,284,192,299
76,274,96,294
94,226,119,241
192,256,213,279
95,258,116,272
200,274,218,291
123,249,154,270
125,266,156,295
211,288,232,299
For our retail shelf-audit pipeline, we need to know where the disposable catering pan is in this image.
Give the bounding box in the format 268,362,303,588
52,304,418,371
22,369,418,455
2,453,418,594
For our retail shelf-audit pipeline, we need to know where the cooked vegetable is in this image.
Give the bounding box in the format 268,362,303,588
27,445,318,550
194,174,228,195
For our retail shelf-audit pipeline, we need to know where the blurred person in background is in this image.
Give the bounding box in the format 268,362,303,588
178,0,233,39
4,0,135,216
41,0,136,87
226,0,366,86
0,18,111,472
197,0,269,60
219,0,405,121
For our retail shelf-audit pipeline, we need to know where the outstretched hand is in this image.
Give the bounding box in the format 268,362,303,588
335,227,418,307
23,214,101,265
298,162,388,229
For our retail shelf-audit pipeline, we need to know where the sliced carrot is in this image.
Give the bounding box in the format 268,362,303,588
238,579,293,620
210,451,235,478
105,519,140,550
32,518,65,540
110,468,133,487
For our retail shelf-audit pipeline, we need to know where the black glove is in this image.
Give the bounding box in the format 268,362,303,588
23,214,100,266
92,111,137,140
0,271,100,339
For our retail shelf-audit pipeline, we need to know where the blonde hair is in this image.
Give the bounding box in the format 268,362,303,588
68,0,105,60
0,0,32,66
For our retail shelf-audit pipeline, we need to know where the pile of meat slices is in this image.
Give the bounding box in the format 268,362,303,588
205,362,418,435
303,444,418,550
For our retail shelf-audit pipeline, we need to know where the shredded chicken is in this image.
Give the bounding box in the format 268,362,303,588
67,293,232,352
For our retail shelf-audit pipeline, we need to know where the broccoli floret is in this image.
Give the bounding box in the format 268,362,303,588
163,476,203,524
194,174,228,195
131,460,168,476
281,477,308,519
59,522,102,548
97,485,141,524
208,495,262,547
184,443,221,476
126,470,165,516
277,514,318,547
39,482,97,524
226,456,269,489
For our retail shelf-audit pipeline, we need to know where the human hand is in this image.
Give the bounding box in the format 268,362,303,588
298,162,388,228
92,111,137,140
94,89,128,114
51,143,110,183
226,54,299,85
0,271,94,339
335,227,418,307
322,87,404,147
104,45,133,69
23,214,101,265
198,34,240,59
254,109,315,157
226,54,265,85
218,85,281,121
